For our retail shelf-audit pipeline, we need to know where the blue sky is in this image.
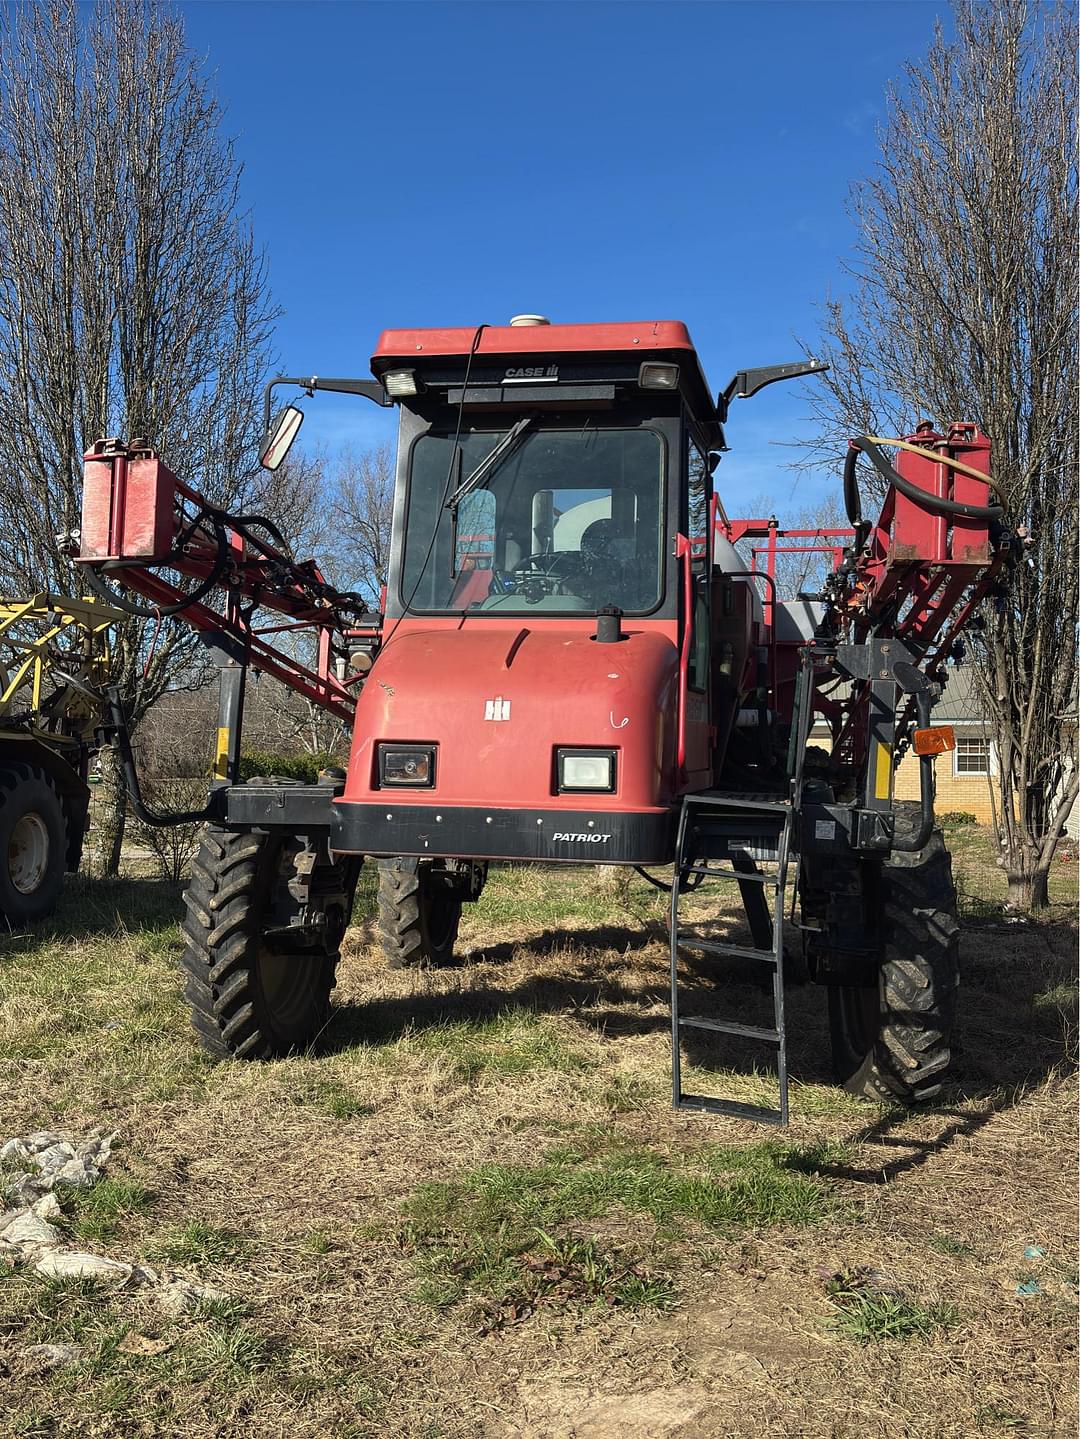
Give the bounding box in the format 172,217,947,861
181,0,946,514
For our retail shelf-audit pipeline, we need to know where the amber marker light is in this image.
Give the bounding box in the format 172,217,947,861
912,726,956,756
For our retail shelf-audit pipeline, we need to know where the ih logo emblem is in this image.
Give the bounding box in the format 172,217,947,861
484,696,511,721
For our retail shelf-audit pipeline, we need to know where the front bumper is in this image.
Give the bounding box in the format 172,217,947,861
226,785,675,865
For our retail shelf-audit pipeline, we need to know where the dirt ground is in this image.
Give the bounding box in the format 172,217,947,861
0,828,1076,1438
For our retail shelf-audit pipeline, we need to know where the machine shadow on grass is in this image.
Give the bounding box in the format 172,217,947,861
17,866,1072,1177
327,905,1078,1107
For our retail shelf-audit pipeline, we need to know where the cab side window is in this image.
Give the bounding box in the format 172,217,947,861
686,434,710,692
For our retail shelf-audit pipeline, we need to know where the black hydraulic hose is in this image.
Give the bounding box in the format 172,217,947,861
843,438,1005,527
105,685,218,827
633,865,703,893
890,689,936,853
82,512,229,619
634,866,672,892
226,511,292,557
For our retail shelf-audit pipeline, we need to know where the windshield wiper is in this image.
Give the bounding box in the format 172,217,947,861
445,414,537,514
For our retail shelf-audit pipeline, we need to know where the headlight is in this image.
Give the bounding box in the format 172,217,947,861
382,369,420,397
556,748,616,793
638,361,680,390
377,744,435,787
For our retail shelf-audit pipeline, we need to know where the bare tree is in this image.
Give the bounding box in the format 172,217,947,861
331,443,395,607
0,0,278,871
799,0,1077,909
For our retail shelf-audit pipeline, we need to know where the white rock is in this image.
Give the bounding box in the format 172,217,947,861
31,1192,62,1221
5,1173,50,1205
35,1250,132,1283
32,1143,77,1174
82,1131,118,1164
2,1211,63,1249
0,1207,24,1233
21,1341,85,1371
54,1158,97,1188
156,1277,229,1317
23,1132,60,1154
0,1137,30,1164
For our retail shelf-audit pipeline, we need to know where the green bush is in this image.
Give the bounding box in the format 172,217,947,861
237,750,343,784
938,810,977,826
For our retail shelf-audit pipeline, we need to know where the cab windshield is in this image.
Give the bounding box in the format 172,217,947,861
400,426,664,614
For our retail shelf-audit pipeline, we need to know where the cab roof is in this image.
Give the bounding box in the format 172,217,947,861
370,320,718,423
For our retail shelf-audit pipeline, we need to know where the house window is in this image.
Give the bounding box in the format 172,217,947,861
955,737,991,775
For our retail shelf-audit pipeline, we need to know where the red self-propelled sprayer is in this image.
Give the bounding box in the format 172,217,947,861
76,317,1016,1122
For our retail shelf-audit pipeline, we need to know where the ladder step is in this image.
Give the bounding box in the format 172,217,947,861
683,866,777,885
671,788,794,1127
675,938,777,963
679,1017,781,1043
675,1095,786,1126
686,794,790,813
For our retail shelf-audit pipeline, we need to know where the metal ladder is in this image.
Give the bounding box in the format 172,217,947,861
669,793,796,1124
669,660,814,1125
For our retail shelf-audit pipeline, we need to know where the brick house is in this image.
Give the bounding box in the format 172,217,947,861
893,668,998,823
813,667,1078,837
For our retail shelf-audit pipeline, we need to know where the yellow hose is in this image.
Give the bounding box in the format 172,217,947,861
864,435,1007,506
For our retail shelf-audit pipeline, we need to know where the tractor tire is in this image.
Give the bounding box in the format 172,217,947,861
377,858,462,969
181,825,346,1059
0,764,67,925
828,815,959,1104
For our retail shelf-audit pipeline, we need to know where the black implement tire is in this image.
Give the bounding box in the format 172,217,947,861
181,825,342,1059
0,764,67,925
377,858,462,969
829,819,959,1103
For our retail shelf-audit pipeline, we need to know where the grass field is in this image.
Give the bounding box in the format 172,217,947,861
0,826,1076,1438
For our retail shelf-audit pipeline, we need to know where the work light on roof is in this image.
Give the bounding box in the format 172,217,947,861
383,369,419,398
638,361,680,391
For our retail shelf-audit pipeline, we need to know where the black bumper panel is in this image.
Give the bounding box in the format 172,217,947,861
224,787,676,864
332,802,676,864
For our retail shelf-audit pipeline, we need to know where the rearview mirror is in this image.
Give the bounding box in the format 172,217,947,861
259,404,304,471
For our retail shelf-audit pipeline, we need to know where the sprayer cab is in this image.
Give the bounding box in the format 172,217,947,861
74,313,1011,1114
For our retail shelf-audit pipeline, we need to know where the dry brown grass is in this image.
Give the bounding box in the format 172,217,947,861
0,831,1076,1438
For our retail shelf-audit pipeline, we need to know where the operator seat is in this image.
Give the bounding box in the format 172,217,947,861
580,517,640,607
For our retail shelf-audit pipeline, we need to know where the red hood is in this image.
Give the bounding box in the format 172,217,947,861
344,620,679,810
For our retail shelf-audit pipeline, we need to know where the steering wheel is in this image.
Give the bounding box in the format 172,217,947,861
501,552,582,602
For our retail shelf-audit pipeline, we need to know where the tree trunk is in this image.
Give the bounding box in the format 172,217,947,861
1005,865,1050,912
95,745,127,878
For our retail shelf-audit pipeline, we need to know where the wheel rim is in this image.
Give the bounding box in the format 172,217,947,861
8,812,50,894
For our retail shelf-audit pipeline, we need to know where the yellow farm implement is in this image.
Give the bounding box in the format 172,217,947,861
0,593,123,922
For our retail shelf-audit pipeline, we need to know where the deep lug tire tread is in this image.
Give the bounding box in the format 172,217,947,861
181,824,337,1060
377,858,462,969
0,762,67,923
830,817,960,1104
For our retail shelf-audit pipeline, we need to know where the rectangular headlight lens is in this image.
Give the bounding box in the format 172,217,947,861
638,361,680,390
378,743,435,786
382,368,419,397
557,748,616,792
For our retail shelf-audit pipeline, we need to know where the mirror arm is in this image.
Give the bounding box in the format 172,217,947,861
262,375,391,430
716,359,828,422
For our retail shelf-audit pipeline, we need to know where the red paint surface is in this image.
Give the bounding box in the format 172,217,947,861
80,445,175,562
372,320,696,367
343,617,679,813
892,424,992,564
